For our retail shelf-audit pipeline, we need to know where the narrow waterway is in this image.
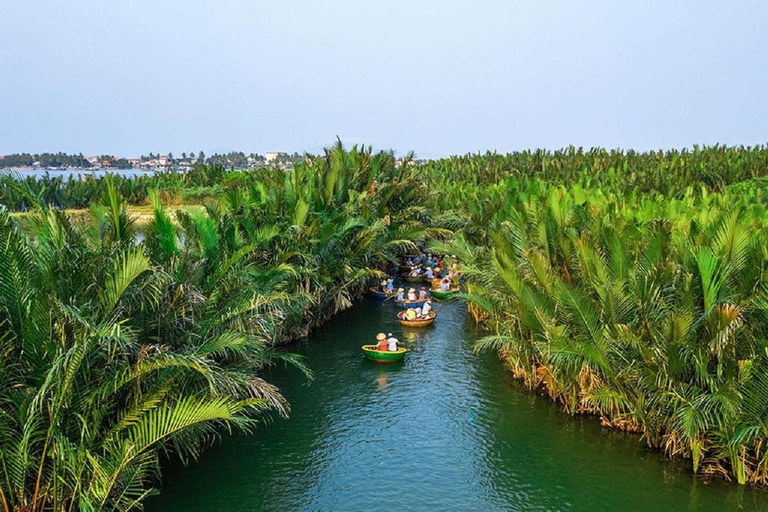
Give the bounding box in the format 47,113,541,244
147,298,768,511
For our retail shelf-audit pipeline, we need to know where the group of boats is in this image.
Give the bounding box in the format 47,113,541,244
361,281,460,364
360,253,463,364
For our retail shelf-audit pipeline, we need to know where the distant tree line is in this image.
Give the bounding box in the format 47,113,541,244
0,152,91,168
2,151,304,169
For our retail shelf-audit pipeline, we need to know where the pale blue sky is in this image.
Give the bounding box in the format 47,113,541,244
1,0,766,158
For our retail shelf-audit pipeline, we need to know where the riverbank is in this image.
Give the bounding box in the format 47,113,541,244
425,179,768,488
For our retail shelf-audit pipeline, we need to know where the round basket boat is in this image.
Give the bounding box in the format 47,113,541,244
396,299,427,309
430,288,460,300
403,275,424,283
397,310,436,327
361,345,407,363
368,288,393,300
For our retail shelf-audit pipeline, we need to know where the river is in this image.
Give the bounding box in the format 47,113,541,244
146,298,768,511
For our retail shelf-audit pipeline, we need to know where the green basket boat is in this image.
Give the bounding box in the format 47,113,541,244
430,288,460,300
361,345,407,363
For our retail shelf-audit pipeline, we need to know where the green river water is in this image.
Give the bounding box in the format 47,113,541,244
147,298,768,511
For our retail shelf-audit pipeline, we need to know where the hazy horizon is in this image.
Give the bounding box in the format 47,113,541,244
2,0,766,159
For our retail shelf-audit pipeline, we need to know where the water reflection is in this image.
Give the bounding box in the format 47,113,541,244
376,371,389,391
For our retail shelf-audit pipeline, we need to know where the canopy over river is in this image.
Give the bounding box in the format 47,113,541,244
147,299,768,512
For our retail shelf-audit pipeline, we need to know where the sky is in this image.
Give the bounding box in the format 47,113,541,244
1,0,766,158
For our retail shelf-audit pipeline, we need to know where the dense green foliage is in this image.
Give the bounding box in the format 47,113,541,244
0,143,437,511
1,153,92,168
421,145,768,194
0,166,235,211
421,154,768,486
3,141,768,509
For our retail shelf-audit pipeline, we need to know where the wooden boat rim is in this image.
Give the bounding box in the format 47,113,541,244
361,345,408,354
397,311,437,321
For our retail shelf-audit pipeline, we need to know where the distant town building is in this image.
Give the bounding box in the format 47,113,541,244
86,156,100,166
265,151,287,163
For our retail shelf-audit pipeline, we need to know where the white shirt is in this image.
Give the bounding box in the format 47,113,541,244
387,338,399,351
422,302,432,316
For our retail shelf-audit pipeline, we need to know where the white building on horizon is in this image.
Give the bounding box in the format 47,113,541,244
265,151,287,163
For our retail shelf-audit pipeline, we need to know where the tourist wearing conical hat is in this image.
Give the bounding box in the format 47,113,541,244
407,288,417,301
396,288,405,301
376,332,387,351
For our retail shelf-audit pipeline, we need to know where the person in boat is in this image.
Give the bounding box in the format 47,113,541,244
421,299,433,317
408,266,421,277
418,286,429,300
405,307,417,320
433,267,442,279
376,332,387,351
378,280,387,292
424,267,434,279
386,333,400,351
407,288,417,301
386,278,394,293
413,306,422,317
440,278,451,292
396,287,405,302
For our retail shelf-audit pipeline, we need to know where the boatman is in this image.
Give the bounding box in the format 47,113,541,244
386,333,400,351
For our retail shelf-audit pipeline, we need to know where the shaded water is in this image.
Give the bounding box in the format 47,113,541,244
147,299,768,511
